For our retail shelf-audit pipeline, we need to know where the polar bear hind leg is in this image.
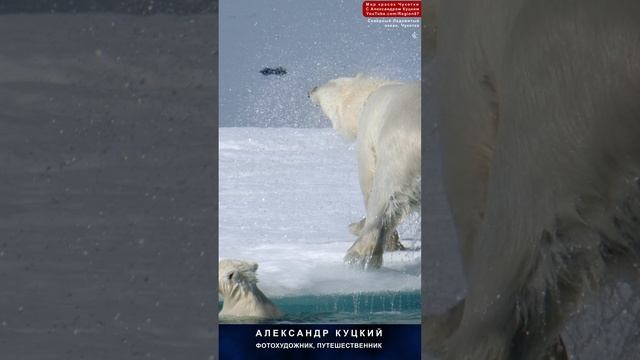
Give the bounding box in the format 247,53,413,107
343,190,414,269
349,217,407,251
349,133,405,251
344,158,418,268
348,218,366,235
348,218,404,251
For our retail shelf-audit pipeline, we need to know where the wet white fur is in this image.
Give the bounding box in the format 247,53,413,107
218,259,281,320
310,75,421,269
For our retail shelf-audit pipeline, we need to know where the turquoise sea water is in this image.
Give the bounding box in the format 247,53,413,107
219,290,421,324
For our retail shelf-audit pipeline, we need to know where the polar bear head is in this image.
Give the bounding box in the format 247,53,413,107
218,259,281,320
309,74,393,141
219,259,259,295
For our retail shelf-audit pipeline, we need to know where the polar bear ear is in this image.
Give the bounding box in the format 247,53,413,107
248,262,259,272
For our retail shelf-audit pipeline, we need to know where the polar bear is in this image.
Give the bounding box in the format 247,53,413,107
218,259,281,320
309,74,421,269
422,0,640,359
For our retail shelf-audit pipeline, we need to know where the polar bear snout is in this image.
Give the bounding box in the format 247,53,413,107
308,86,318,100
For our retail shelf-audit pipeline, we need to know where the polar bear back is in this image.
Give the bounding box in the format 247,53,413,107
358,82,421,149
358,82,421,191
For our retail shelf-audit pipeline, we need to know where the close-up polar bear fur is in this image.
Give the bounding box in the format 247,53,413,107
421,0,640,359
309,74,421,269
218,259,281,320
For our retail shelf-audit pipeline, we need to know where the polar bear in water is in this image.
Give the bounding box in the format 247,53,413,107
218,259,281,320
309,74,421,269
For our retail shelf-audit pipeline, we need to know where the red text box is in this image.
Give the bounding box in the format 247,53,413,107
362,1,422,18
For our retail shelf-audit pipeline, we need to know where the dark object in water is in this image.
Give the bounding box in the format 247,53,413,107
260,67,287,76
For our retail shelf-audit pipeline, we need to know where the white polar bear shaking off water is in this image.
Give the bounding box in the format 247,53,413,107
218,259,281,320
310,74,421,269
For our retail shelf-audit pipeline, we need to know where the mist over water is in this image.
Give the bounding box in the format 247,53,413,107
219,0,421,127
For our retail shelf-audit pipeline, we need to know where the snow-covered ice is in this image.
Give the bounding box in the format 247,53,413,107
219,127,421,298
